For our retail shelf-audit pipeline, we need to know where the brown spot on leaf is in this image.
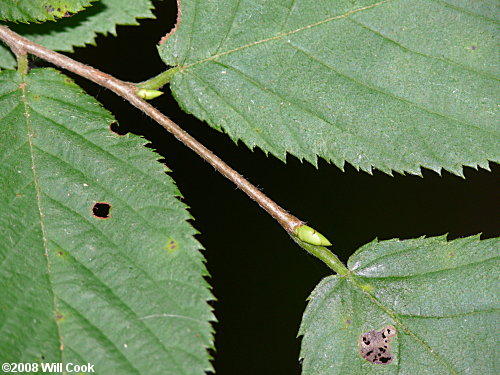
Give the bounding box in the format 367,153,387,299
165,238,179,253
359,325,397,365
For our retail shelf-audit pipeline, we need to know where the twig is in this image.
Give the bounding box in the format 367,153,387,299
0,26,348,275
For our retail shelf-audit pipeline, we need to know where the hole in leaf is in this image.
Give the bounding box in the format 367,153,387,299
109,121,128,136
92,202,111,219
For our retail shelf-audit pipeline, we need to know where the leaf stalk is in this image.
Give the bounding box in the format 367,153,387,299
137,67,180,90
292,238,349,276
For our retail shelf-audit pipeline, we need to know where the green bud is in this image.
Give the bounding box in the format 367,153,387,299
136,88,163,100
294,225,332,246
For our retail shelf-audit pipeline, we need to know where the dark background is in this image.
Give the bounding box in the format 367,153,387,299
46,1,499,374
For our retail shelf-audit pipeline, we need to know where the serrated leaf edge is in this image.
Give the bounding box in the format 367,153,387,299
299,235,500,374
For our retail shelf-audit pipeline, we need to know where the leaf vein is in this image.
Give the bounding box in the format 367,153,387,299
187,70,280,152
347,275,460,374
53,259,189,375
212,0,243,56
397,309,499,319
347,17,499,81
184,0,199,64
42,203,202,320
28,105,167,195
210,60,317,158
210,57,413,166
58,297,142,375
358,256,499,280
432,0,499,23
183,0,393,68
20,74,65,363
33,144,162,230
288,42,495,137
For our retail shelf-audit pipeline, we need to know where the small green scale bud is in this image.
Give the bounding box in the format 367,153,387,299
136,88,163,100
294,225,332,246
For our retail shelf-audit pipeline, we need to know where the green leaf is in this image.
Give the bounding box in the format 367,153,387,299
0,44,15,70
0,68,214,374
299,236,499,374
159,0,500,175
0,0,94,23
0,0,155,66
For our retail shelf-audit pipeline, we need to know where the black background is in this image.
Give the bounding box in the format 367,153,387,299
44,1,499,374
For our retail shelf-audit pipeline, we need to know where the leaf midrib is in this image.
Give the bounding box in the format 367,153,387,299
19,74,65,364
346,273,460,374
176,0,498,162
180,0,497,82
22,71,202,374
182,0,393,69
